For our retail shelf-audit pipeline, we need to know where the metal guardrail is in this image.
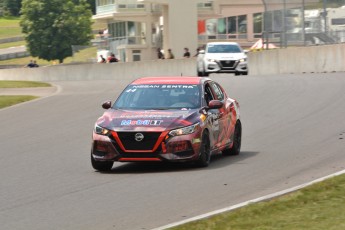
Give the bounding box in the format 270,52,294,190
0,51,30,61
0,36,24,44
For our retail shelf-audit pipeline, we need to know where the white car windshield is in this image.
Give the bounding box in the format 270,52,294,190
207,44,242,53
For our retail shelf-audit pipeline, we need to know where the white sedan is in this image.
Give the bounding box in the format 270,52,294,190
197,42,248,76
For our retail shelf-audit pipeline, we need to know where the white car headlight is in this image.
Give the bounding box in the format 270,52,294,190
94,124,110,135
207,58,217,62
169,123,200,137
239,58,247,62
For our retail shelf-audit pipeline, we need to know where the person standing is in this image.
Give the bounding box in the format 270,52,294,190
183,48,191,58
107,53,119,63
166,49,175,59
99,55,106,63
157,48,164,59
193,47,201,57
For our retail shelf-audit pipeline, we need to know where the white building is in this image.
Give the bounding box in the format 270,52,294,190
93,0,319,62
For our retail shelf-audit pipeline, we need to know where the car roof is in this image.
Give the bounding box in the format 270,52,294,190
207,42,239,45
131,76,210,85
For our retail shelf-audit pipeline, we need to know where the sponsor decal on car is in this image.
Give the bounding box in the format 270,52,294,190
120,120,163,126
132,85,197,89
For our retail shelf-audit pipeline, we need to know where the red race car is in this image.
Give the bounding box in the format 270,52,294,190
91,76,241,171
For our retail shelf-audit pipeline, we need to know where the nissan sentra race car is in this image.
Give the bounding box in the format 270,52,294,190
91,76,241,171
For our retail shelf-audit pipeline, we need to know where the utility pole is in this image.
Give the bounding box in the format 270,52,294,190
302,0,306,46
323,0,327,33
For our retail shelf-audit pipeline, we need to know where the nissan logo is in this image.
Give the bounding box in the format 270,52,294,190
134,133,144,142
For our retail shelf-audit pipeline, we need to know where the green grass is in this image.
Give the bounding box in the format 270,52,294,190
0,80,51,88
0,17,23,39
0,40,25,49
0,46,98,66
0,95,39,109
0,81,51,109
170,173,345,230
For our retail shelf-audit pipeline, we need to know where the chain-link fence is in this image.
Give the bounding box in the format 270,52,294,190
262,0,345,48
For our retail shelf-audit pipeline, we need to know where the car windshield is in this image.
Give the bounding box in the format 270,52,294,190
207,44,242,53
114,84,201,110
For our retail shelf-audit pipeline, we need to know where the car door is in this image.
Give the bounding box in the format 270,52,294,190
208,81,232,149
204,82,222,149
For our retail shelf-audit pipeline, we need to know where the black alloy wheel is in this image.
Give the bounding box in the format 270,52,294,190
223,120,242,156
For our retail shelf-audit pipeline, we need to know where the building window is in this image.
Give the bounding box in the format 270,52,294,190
132,50,141,61
227,16,237,34
253,13,263,35
206,19,217,35
238,15,247,34
218,18,227,34
97,0,115,7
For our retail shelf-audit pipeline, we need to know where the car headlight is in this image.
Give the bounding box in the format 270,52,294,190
239,58,247,62
94,124,110,135
169,123,200,137
207,58,217,62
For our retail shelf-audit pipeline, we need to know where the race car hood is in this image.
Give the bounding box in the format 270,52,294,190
205,52,246,61
96,109,201,132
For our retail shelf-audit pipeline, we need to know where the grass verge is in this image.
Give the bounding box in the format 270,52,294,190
0,46,98,66
0,81,51,108
169,173,345,230
0,95,39,109
0,40,25,49
0,80,51,88
0,17,23,39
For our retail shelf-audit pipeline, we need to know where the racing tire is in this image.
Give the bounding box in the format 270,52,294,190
196,131,211,167
223,120,242,156
91,153,113,171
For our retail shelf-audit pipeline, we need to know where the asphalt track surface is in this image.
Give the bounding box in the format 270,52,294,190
1,73,345,230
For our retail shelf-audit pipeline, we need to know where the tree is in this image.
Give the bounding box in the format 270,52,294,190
20,0,93,64
71,0,96,15
86,0,96,15
2,0,21,16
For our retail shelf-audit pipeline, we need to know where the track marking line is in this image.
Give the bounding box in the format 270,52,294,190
152,169,345,230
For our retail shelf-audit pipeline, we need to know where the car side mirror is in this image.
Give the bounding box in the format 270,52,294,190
102,101,112,109
208,100,223,109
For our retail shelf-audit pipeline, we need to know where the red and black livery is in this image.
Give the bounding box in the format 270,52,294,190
91,76,241,171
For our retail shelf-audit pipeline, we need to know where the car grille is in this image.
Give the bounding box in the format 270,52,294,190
116,132,162,151
220,60,236,68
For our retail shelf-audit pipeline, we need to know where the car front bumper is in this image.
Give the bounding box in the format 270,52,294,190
91,130,202,163
205,60,248,73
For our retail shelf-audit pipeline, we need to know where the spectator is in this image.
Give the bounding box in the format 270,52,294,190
25,60,34,68
25,60,39,68
193,47,201,57
157,48,164,59
183,48,191,58
32,60,39,67
166,49,175,59
107,53,119,63
98,29,104,38
99,55,106,63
